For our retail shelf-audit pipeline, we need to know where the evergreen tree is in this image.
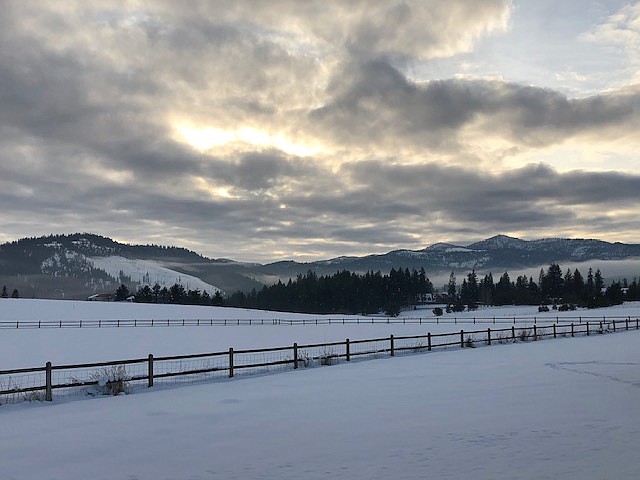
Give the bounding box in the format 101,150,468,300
115,284,130,301
11,288,19,298
212,291,224,306
478,273,494,305
1,286,8,298
169,283,186,303
605,281,624,306
542,263,564,301
494,272,513,305
447,271,457,298
152,283,161,303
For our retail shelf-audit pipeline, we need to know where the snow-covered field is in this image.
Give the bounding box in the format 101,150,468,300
1,299,640,479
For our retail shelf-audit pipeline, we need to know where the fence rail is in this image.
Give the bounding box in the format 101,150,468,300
1,317,638,405
1,314,638,329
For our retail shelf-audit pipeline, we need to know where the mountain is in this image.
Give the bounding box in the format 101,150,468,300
1,233,640,299
254,234,640,280
0,233,263,299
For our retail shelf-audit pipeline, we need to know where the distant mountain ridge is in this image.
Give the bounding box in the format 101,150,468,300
256,234,640,279
1,233,640,299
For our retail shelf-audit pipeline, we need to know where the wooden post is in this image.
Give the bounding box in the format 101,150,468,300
512,325,515,341
612,319,616,332
533,324,537,341
229,348,234,378
586,322,590,336
571,323,574,337
346,339,351,361
427,332,432,351
487,328,491,346
626,318,629,331
293,343,298,369
553,323,556,339
460,330,464,348
390,335,395,356
148,354,154,387
45,362,52,401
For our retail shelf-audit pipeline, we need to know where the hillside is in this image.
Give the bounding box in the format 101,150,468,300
0,234,262,298
1,233,640,299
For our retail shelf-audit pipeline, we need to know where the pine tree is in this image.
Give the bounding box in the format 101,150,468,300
447,271,457,298
115,284,130,301
1,286,8,298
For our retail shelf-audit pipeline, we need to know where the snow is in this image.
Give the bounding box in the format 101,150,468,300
88,255,221,293
1,299,640,479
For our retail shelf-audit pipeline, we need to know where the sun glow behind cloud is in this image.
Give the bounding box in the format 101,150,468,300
175,123,322,158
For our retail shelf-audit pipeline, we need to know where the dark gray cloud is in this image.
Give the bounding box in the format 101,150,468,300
0,1,639,262
312,61,640,152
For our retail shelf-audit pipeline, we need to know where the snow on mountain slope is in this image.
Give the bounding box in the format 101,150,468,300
88,256,221,293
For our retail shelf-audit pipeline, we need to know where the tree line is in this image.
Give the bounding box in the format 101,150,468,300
110,263,637,315
226,268,434,316
447,263,630,311
117,283,224,306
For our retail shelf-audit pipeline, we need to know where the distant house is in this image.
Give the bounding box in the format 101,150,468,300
87,293,115,302
417,293,435,304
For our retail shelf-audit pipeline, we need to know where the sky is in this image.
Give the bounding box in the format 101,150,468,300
1,1,640,263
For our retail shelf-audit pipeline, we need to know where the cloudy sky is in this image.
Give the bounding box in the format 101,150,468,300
1,1,640,262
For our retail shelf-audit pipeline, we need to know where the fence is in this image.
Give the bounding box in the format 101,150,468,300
0,314,637,329
1,317,638,405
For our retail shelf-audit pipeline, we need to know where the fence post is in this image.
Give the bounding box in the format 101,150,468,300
612,319,616,332
45,361,52,401
427,332,431,351
346,339,351,361
460,330,464,348
512,325,515,341
148,354,154,387
229,348,234,378
553,324,556,339
626,318,629,331
571,323,574,337
293,343,298,369
390,335,395,356
586,322,590,336
533,324,537,341
487,328,491,346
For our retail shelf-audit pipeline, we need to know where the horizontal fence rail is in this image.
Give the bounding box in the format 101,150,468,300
1,317,638,405
1,315,639,329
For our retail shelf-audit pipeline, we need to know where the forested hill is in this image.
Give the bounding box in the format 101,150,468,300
2,233,640,300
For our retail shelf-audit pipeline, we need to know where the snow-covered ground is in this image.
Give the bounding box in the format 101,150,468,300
89,255,221,293
1,299,640,479
1,299,639,367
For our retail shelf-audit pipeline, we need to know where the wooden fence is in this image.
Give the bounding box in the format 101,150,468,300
0,314,637,329
1,317,638,405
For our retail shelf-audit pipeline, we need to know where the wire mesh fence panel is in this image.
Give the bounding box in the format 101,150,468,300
48,362,147,399
349,338,390,360
297,344,344,368
394,335,430,356
234,350,293,376
153,355,228,387
0,370,47,404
